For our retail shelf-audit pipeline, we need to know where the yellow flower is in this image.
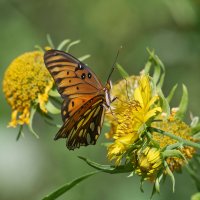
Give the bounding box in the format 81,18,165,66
133,147,163,180
152,114,196,171
106,75,162,165
3,51,53,127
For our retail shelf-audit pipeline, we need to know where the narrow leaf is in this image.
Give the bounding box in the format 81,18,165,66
175,84,188,120
28,107,39,139
152,65,161,85
78,156,133,174
153,53,165,72
57,39,71,50
166,84,178,103
49,89,60,97
164,161,175,192
155,177,160,193
144,60,152,74
47,34,55,49
162,150,187,162
42,171,99,200
46,101,60,114
190,116,199,128
157,88,170,117
193,132,200,139
16,125,23,141
116,63,129,78
157,73,165,89
78,54,91,62
151,172,163,198
34,45,44,52
191,123,200,136
66,40,80,52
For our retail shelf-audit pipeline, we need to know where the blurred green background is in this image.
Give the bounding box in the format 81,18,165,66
0,0,200,199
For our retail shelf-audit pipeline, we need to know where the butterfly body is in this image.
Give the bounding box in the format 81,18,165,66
44,50,111,150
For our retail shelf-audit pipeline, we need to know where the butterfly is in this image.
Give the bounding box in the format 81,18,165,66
44,49,113,150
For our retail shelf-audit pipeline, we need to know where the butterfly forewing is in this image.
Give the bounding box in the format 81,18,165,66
44,49,108,150
44,50,103,94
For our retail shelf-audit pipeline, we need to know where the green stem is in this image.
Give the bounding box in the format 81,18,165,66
149,127,200,149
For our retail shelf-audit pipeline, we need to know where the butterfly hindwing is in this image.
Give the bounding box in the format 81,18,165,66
55,95,106,150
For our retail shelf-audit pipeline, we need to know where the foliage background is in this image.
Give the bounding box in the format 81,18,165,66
0,0,200,199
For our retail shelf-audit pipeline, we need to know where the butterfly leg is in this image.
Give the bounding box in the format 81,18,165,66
111,96,117,103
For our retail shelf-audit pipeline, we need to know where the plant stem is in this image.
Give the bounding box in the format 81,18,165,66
148,127,200,149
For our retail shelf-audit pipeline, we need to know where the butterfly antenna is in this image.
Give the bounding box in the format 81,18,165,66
106,46,122,82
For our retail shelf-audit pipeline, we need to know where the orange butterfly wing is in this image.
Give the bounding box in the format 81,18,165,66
44,50,106,150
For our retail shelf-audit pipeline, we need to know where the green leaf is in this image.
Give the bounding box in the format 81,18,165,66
157,73,165,89
47,34,55,49
151,172,163,199
140,179,144,192
191,123,200,136
166,84,178,103
116,63,129,78
16,125,24,141
190,116,199,128
28,106,39,139
42,171,99,200
175,84,188,120
49,89,60,97
157,88,170,117
66,40,80,52
164,161,175,192
46,100,60,114
155,177,160,193
162,150,187,162
78,156,133,174
78,54,91,62
144,60,152,74
57,39,71,50
193,132,200,139
146,48,166,89
152,64,161,85
34,45,44,52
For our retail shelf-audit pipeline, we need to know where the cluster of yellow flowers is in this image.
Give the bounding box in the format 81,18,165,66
106,73,196,181
3,51,53,127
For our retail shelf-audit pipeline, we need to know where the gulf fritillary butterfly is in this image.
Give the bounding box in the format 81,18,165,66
44,50,112,150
